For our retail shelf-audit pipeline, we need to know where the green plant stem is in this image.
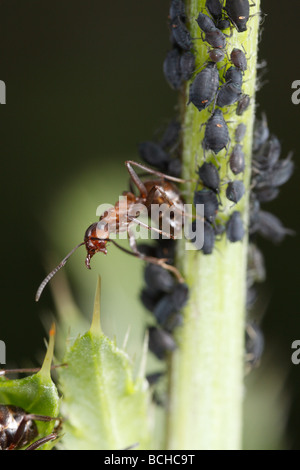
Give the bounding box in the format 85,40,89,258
166,0,261,450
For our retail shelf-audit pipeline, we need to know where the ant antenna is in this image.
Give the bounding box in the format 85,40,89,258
35,242,85,302
0,364,67,377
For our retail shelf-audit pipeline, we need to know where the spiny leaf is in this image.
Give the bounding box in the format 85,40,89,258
0,325,60,450
58,277,151,450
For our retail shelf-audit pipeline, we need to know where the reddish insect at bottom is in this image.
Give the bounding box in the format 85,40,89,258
0,405,60,451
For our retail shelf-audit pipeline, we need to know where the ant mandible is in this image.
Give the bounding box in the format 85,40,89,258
36,161,190,302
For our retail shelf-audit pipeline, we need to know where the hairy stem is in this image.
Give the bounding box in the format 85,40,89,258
166,0,261,450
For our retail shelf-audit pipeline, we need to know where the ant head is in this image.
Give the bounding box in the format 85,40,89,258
35,223,109,302
84,222,108,269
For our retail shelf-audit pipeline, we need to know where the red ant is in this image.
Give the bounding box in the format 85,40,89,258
36,161,191,302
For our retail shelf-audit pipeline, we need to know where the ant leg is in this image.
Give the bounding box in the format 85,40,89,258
88,235,186,282
0,364,67,377
223,28,233,39
129,217,176,240
25,433,58,451
24,414,61,424
125,161,148,197
125,160,191,185
123,443,139,450
7,417,29,450
25,414,62,450
128,229,184,283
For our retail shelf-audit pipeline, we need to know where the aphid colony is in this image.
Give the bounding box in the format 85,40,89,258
143,0,256,365
33,0,293,382
245,113,295,368
141,0,294,378
163,0,253,258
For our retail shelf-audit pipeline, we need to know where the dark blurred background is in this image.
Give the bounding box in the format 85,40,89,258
0,0,299,449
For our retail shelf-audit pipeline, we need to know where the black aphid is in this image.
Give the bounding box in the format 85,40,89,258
160,120,181,150
255,152,294,188
155,238,176,261
196,13,227,48
196,12,216,32
230,48,247,71
235,123,247,142
226,211,245,242
267,153,294,187
225,0,252,32
190,219,215,254
206,0,222,21
163,49,182,90
253,134,281,170
226,180,245,204
188,62,219,112
216,82,242,107
138,141,169,170
167,158,182,178
170,282,189,309
194,188,219,222
202,221,216,254
163,49,194,90
144,264,175,294
203,109,230,155
217,66,243,108
236,93,251,115
229,144,245,175
154,283,188,332
180,51,196,81
225,66,243,87
171,16,192,51
163,48,182,90
203,28,227,49
169,0,186,22
245,322,264,369
209,48,225,63
253,186,280,203
198,162,220,193
252,210,294,244
140,287,162,313
137,243,158,258
148,327,177,360
153,296,182,331
206,0,231,29
253,141,294,198
253,113,269,152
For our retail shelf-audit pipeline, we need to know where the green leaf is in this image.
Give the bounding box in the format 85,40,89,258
58,277,152,450
0,325,60,450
